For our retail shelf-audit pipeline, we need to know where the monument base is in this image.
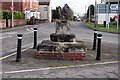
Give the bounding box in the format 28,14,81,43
36,40,86,60
36,52,86,60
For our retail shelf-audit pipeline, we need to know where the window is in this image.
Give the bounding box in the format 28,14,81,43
44,7,48,11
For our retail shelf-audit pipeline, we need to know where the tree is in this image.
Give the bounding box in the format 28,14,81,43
52,4,74,20
52,6,61,19
87,4,95,18
69,8,74,17
61,4,70,19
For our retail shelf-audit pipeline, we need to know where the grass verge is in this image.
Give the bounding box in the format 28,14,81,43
84,22,120,33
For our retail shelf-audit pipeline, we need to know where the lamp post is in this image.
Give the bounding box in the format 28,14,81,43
95,0,97,28
108,2,110,29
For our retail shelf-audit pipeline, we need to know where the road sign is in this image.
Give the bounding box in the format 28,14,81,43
110,4,118,10
10,6,14,11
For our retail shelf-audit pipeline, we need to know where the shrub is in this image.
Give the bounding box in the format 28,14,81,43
2,10,25,19
110,17,115,22
2,10,12,19
0,9,2,19
68,17,73,21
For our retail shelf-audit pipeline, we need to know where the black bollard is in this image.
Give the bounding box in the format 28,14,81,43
33,28,37,49
96,34,102,61
92,29,97,50
16,34,23,62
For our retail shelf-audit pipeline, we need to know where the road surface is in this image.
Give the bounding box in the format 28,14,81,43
0,22,118,57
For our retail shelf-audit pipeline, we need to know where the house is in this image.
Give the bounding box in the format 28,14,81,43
39,0,52,22
1,0,40,20
97,0,119,24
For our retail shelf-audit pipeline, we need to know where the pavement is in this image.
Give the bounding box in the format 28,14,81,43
0,22,119,78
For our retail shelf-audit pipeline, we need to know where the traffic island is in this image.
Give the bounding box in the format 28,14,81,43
2,40,119,75
36,20,87,60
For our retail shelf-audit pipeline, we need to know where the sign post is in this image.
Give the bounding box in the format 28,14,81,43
117,2,119,30
110,3,119,30
108,2,110,29
11,0,14,27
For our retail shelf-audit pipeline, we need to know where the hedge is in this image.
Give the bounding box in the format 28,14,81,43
0,9,2,19
1,10,25,19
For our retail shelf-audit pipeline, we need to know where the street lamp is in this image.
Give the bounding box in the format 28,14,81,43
95,0,97,28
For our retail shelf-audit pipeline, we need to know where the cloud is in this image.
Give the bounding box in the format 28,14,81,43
51,0,101,16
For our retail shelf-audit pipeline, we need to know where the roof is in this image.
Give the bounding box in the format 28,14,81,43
101,0,119,3
30,10,35,12
39,0,50,5
39,0,50,2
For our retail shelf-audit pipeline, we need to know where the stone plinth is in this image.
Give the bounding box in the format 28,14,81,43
36,40,86,60
50,33,76,42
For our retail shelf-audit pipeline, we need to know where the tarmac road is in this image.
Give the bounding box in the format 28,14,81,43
2,62,119,78
0,21,118,57
0,21,119,79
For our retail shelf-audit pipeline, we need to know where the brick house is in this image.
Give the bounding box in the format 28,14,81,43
1,0,40,20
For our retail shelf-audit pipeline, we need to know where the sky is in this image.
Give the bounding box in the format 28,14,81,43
51,0,101,16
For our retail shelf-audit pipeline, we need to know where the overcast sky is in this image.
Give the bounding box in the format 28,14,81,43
51,0,101,16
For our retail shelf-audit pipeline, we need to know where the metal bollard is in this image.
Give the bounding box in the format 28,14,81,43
33,28,37,49
96,34,102,60
92,29,97,50
16,34,23,62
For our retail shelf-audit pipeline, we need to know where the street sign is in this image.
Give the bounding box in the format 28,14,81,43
110,4,118,10
10,6,14,11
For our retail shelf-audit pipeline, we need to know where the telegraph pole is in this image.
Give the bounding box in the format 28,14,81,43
95,0,97,28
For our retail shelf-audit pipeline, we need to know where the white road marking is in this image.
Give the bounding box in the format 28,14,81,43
27,28,31,32
24,32,33,35
0,38,48,61
0,32,17,40
2,61,119,74
30,28,34,31
0,46,32,61
0,36,13,40
27,28,34,32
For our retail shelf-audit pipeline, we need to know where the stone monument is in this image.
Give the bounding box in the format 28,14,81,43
36,4,86,60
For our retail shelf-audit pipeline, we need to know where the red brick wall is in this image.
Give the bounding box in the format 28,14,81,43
11,19,27,27
0,19,6,28
2,2,23,12
0,19,27,28
2,0,39,12
36,52,86,60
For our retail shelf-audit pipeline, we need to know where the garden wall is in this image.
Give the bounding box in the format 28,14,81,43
0,19,27,28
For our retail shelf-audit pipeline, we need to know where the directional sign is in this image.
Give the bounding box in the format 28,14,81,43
10,6,14,11
110,4,118,10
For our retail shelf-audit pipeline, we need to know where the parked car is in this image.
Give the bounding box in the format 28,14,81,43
77,18,81,22
81,19,84,22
